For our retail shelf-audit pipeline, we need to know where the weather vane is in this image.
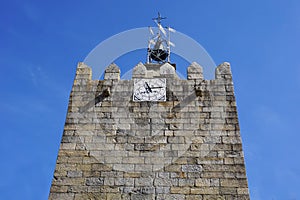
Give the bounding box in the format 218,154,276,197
147,12,175,64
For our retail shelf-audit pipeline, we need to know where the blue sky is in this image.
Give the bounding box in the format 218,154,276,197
1,0,300,199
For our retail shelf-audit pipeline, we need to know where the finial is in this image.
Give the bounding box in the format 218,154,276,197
147,13,175,64
152,12,166,25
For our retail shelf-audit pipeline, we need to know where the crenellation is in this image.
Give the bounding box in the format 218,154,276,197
187,62,204,80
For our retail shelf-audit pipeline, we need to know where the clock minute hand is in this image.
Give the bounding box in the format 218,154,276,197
150,86,163,89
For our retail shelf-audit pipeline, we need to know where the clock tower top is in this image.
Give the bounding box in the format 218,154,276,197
49,14,250,200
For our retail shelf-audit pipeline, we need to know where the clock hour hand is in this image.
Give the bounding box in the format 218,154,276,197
145,82,152,93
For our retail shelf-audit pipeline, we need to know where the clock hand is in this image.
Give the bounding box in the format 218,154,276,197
145,82,152,93
144,86,150,93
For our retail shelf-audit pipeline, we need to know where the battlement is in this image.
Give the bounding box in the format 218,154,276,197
75,61,232,82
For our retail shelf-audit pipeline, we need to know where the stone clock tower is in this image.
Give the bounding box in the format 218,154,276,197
49,14,250,200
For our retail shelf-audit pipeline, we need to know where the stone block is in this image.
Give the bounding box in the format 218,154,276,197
170,187,190,194
195,178,210,187
186,195,203,200
203,195,225,200
130,194,154,200
103,177,115,186
53,177,85,186
50,185,68,193
67,171,82,178
124,172,142,178
106,193,122,200
191,187,219,195
105,156,123,164
85,177,104,186
157,194,185,200
135,178,154,187
67,185,88,193
237,188,249,195
113,164,135,172
182,165,203,172
154,178,178,186
156,186,170,194
115,178,134,186
219,187,237,195
178,178,195,187
49,193,75,200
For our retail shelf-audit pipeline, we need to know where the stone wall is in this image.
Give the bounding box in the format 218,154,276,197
49,61,250,200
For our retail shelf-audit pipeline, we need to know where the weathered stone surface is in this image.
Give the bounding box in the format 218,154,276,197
215,62,232,80
160,62,177,78
187,62,203,80
49,193,74,200
132,62,147,78
105,63,120,73
49,61,250,199
104,63,120,80
75,62,92,80
85,177,104,186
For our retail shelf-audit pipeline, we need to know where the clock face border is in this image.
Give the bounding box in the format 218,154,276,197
133,78,166,102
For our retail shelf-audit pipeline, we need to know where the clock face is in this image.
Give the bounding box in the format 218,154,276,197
133,78,166,101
